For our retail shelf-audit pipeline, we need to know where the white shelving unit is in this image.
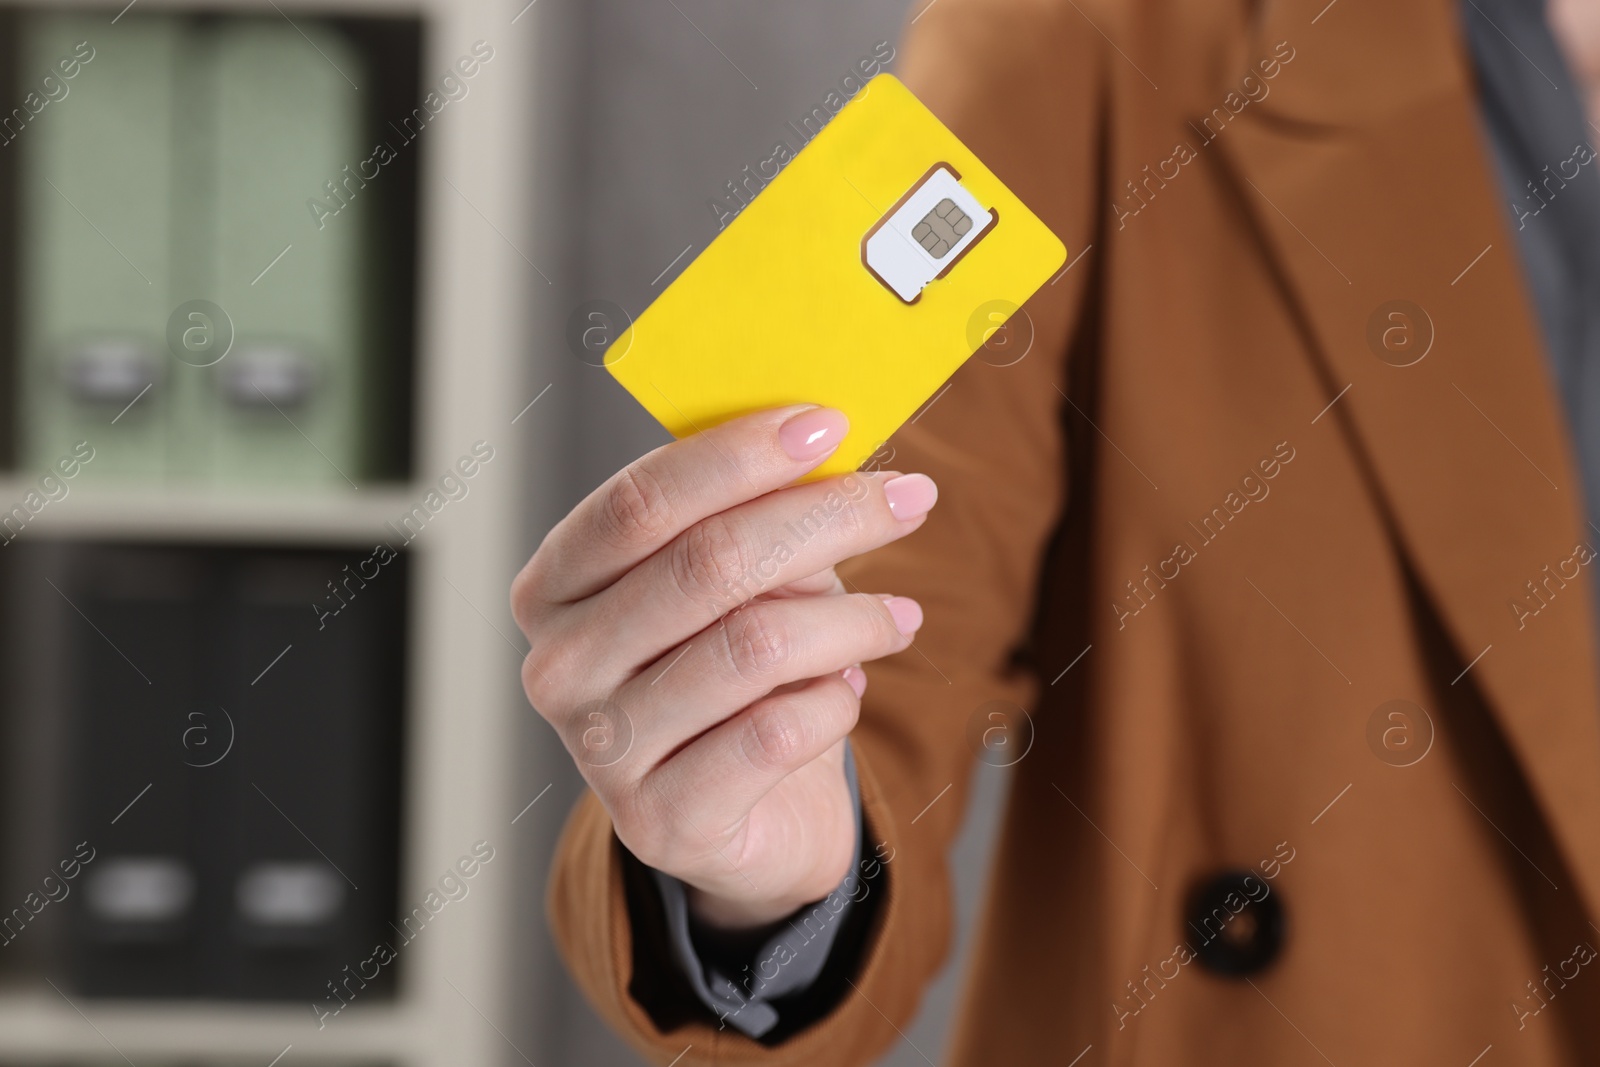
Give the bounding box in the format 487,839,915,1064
0,0,544,1063
1,482,429,545
0,989,418,1060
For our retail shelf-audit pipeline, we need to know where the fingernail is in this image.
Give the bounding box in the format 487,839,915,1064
779,407,849,461
883,473,938,521
884,596,923,635
842,665,868,698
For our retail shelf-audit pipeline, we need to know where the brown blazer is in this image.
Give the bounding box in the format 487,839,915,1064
549,0,1600,1062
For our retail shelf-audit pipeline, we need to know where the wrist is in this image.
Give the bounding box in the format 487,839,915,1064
684,884,813,933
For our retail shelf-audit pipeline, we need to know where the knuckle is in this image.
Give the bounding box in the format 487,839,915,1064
519,631,586,713
600,463,676,547
607,789,654,850
797,489,868,549
740,701,810,771
519,645,563,711
509,559,546,632
519,650,546,704
846,593,889,641
832,489,872,542
622,834,667,871
618,784,693,868
718,605,791,685
612,817,665,869
672,514,752,602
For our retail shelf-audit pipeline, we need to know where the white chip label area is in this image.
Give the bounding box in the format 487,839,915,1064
863,165,993,302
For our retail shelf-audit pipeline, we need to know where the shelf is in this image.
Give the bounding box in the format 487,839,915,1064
0,988,419,1061
39,0,437,15
0,480,436,547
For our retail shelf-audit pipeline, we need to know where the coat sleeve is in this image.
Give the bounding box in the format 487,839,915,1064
545,2,1106,1062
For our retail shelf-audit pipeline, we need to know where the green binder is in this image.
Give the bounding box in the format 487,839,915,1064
188,19,370,487
19,15,179,479
19,14,372,488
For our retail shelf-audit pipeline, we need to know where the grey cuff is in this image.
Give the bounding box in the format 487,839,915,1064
650,740,865,1039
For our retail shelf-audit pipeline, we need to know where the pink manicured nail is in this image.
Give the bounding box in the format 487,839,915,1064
884,596,923,635
842,665,868,698
883,473,938,521
779,407,849,461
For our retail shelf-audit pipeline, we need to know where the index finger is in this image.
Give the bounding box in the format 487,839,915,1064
528,404,851,604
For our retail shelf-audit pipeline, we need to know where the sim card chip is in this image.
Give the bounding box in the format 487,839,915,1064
911,199,973,258
862,165,994,302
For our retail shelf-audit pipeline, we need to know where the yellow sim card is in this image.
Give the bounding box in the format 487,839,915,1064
605,74,1066,481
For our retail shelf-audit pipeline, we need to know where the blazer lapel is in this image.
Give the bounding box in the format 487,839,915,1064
1214,0,1600,915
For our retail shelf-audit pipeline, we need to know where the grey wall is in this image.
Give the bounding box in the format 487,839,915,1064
518,4,1013,1064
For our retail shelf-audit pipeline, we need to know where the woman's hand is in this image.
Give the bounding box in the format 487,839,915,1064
512,405,936,929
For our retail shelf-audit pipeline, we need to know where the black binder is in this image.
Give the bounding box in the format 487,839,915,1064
59,543,405,1000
